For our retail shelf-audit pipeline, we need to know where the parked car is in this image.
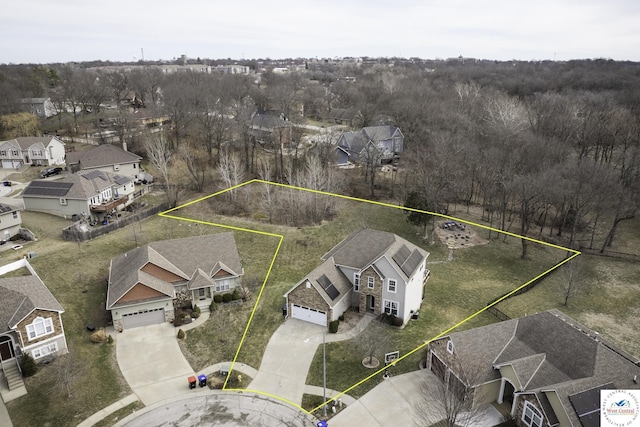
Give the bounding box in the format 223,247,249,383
40,167,63,178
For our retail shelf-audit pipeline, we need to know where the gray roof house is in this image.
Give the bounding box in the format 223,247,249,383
0,203,22,242
107,233,243,331
284,229,429,327
0,258,68,393
66,144,143,181
334,126,404,167
426,310,640,427
0,136,65,169
22,170,135,222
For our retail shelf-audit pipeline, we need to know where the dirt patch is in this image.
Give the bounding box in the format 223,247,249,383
336,309,362,334
434,220,488,250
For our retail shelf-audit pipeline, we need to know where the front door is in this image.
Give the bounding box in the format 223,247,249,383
198,288,205,300
367,295,375,313
0,336,14,361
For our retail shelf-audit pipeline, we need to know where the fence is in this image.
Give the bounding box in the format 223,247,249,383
62,202,170,242
578,246,640,262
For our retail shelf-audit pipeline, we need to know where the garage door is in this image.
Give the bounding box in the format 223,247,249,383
122,308,165,329
291,304,327,326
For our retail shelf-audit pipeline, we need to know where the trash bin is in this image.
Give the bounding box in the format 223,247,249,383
188,376,197,389
282,304,288,317
198,374,207,387
316,421,328,427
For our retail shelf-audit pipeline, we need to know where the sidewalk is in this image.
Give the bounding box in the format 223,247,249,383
76,394,139,427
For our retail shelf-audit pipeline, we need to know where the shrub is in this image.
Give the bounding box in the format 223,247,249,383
328,320,339,333
209,301,217,312
107,334,114,345
338,314,345,321
20,354,38,377
222,293,233,303
392,316,404,327
193,305,201,318
90,328,107,343
177,329,185,339
232,288,241,301
173,316,183,327
213,294,223,304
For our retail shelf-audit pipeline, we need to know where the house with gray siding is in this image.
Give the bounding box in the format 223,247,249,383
66,143,143,182
22,170,135,222
426,310,640,427
0,136,65,169
284,229,429,327
0,203,22,242
107,233,244,331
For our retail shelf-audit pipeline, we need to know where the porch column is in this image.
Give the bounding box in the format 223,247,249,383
497,377,506,404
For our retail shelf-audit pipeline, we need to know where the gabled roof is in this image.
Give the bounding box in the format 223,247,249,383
107,233,243,309
10,136,63,150
0,276,64,332
322,229,429,281
23,171,132,200
66,144,141,169
0,203,19,215
284,256,352,308
362,125,401,142
433,310,640,427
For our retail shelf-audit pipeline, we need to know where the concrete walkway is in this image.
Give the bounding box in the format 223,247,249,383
76,394,139,427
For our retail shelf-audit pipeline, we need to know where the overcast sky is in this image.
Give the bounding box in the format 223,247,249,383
2,0,639,64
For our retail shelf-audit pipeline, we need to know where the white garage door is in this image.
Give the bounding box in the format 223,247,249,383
122,308,165,329
291,304,327,326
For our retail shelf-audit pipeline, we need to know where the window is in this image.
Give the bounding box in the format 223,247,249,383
26,317,54,340
447,340,454,354
11,150,19,156
133,163,137,169
367,276,375,289
522,401,543,427
32,342,58,359
59,198,67,205
387,279,397,293
354,273,360,292
12,211,17,219
384,300,399,316
0,150,6,156
215,280,230,292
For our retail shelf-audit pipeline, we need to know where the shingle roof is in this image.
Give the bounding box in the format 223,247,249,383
13,136,62,149
107,233,243,309
0,276,64,331
23,171,132,200
322,229,429,280
362,125,399,141
66,144,141,169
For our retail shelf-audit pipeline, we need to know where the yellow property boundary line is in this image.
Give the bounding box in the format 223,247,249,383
159,178,581,417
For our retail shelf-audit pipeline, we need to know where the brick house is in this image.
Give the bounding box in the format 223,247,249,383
284,229,430,327
426,310,640,427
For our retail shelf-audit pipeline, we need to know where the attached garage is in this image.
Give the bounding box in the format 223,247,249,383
291,304,327,327
122,308,165,329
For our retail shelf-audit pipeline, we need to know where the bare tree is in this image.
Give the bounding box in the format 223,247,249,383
354,319,391,367
143,130,183,207
415,363,490,427
218,150,245,202
51,352,83,399
557,255,588,306
179,141,207,192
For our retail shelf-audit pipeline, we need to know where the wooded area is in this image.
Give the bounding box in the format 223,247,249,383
1,58,638,257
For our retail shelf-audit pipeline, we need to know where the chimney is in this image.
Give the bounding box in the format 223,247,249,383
122,142,128,152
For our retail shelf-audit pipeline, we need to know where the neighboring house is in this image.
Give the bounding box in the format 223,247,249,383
106,233,244,331
322,108,360,126
334,126,404,167
0,203,22,242
426,310,640,427
284,229,430,327
22,170,135,222
20,98,57,118
65,143,143,182
0,258,68,372
0,136,66,169
248,110,293,145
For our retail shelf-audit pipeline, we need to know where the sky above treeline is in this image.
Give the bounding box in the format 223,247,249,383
2,0,639,64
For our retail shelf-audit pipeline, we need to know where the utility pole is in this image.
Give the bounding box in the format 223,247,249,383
323,331,327,418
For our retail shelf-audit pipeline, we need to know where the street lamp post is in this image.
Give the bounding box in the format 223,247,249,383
323,331,327,418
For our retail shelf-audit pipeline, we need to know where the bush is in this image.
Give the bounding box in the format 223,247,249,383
222,293,233,303
173,315,183,327
193,305,201,318
213,294,223,304
209,301,217,312
328,320,339,333
338,314,345,321
177,329,185,339
392,316,404,327
232,288,241,301
20,353,38,377
90,328,107,343
107,334,114,345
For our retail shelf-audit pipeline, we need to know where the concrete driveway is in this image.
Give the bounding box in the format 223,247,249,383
330,370,504,427
248,318,326,405
116,323,195,405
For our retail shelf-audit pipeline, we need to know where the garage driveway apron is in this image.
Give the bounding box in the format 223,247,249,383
248,319,326,405
116,323,195,406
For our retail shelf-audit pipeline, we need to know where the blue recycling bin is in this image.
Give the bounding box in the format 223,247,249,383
198,374,207,387
317,421,328,427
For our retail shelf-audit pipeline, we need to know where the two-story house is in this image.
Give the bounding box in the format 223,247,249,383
334,126,404,167
0,136,65,169
65,143,143,182
0,203,22,242
0,258,68,392
106,233,244,331
284,229,430,327
22,170,135,222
